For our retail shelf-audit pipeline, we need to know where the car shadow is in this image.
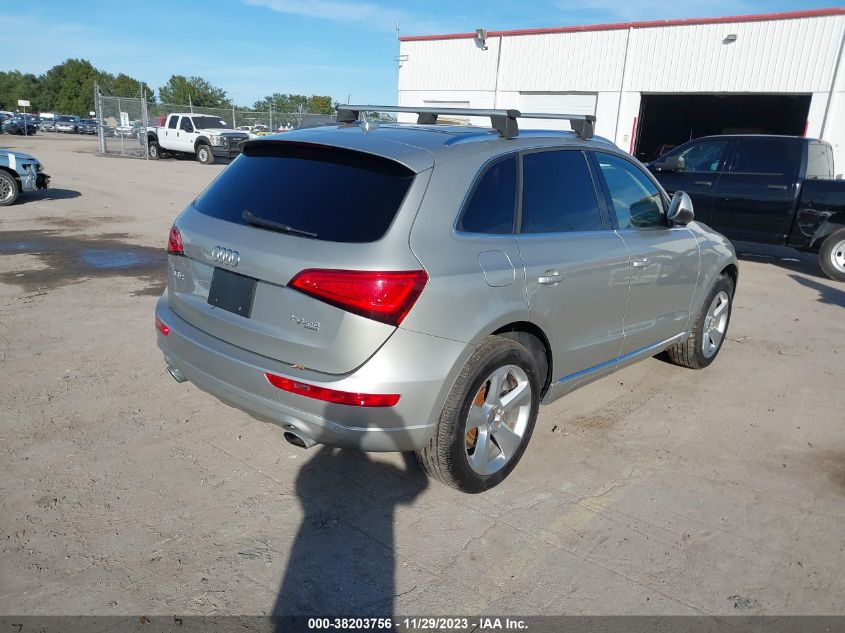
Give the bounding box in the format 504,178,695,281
733,240,828,280
272,404,428,628
16,188,81,204
788,274,845,308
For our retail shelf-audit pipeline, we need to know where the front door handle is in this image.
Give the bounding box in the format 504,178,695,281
694,180,712,187
632,257,651,268
538,271,562,285
766,184,787,190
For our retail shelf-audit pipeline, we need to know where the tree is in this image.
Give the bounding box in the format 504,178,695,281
253,93,308,114
159,75,229,107
0,71,42,111
39,59,106,114
308,95,333,114
100,73,156,101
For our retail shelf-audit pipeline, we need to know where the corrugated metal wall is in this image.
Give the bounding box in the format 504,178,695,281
400,14,845,94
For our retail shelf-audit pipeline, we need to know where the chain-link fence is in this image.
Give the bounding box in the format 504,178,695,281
95,85,336,159
95,87,150,158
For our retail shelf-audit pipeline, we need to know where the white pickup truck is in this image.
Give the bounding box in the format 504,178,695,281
147,113,250,164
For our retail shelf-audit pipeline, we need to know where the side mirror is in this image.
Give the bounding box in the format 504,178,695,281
656,155,685,172
667,191,695,226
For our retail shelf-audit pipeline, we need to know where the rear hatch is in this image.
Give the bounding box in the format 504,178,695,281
167,141,430,375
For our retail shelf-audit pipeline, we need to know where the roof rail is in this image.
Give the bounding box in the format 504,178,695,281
336,105,595,140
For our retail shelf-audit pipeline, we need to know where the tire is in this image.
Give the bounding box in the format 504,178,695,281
819,228,845,282
148,140,160,160
196,144,214,165
0,171,20,206
415,336,540,493
664,274,734,369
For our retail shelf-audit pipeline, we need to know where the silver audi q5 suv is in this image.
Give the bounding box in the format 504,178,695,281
156,105,737,492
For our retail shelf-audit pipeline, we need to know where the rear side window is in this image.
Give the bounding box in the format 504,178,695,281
728,138,801,176
806,143,833,180
193,144,415,243
167,116,178,129
520,151,603,233
459,156,516,233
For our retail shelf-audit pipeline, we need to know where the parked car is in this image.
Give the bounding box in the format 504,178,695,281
78,119,98,135
55,115,80,133
251,124,272,137
1,114,38,135
155,105,738,492
647,135,845,281
147,113,249,164
0,149,50,205
40,118,57,132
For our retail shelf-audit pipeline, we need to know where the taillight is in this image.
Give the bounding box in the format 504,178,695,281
155,316,170,336
167,225,184,255
288,269,427,326
265,373,400,407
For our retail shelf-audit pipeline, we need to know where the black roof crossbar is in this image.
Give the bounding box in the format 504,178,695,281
336,105,596,140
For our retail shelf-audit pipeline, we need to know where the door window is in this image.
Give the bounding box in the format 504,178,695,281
597,153,666,229
806,143,833,180
671,139,729,173
180,117,195,133
459,156,517,234
520,151,603,233
167,116,178,129
728,138,801,176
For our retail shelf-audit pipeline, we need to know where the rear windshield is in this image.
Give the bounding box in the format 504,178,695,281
193,143,416,243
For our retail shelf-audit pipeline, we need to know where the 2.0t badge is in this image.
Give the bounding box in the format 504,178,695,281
211,246,239,267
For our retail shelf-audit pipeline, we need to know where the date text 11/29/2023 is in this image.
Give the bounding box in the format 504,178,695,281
307,617,528,630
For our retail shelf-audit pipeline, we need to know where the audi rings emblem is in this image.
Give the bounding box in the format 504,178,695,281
211,246,240,267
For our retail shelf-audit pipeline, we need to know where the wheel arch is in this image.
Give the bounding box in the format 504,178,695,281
811,213,845,249
491,321,553,397
194,136,210,151
0,165,20,181
720,263,738,294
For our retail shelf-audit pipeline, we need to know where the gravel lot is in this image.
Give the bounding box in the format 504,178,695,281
1,134,844,617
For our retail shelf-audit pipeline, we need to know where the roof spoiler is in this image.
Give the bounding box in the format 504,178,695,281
336,105,595,140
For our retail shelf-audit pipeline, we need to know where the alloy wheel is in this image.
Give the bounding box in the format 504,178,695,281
702,290,730,358
464,364,533,475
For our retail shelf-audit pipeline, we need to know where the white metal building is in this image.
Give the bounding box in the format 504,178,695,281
397,8,845,168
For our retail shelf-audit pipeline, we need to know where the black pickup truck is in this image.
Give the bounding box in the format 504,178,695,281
647,135,845,281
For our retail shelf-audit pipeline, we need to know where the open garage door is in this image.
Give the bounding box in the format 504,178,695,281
519,92,597,131
634,94,811,163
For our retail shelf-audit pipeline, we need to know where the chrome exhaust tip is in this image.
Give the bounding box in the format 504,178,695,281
283,426,316,449
167,365,187,383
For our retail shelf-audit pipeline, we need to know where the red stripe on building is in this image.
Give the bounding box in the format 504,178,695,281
399,8,845,42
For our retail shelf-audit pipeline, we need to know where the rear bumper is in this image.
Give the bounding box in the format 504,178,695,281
155,294,471,451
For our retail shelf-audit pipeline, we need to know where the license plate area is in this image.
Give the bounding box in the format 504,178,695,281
208,267,257,317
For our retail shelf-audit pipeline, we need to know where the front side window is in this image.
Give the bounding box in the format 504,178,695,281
459,156,516,234
670,139,729,173
180,117,194,132
597,153,666,229
520,150,603,233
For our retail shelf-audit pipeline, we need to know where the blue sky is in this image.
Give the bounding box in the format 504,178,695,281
2,0,837,106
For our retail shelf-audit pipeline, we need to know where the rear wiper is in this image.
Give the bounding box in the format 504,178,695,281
242,209,318,239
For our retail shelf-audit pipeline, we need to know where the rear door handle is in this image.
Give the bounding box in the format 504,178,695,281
632,258,651,268
766,184,787,190
694,180,712,187
538,271,562,285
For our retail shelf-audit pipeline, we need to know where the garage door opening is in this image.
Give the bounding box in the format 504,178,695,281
634,94,811,162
